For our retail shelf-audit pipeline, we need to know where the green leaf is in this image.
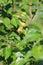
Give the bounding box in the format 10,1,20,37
3,45,11,59
11,52,17,61
11,17,17,27
16,52,23,57
9,32,20,41
16,58,25,65
0,35,5,40
3,18,10,28
24,51,32,62
10,61,16,65
0,20,3,23
32,45,43,60
24,29,41,42
0,48,3,56
11,17,20,27
7,8,12,14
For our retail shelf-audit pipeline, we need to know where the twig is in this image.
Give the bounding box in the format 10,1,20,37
33,38,43,46
29,5,33,22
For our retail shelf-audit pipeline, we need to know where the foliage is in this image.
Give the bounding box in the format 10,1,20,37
0,0,43,65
